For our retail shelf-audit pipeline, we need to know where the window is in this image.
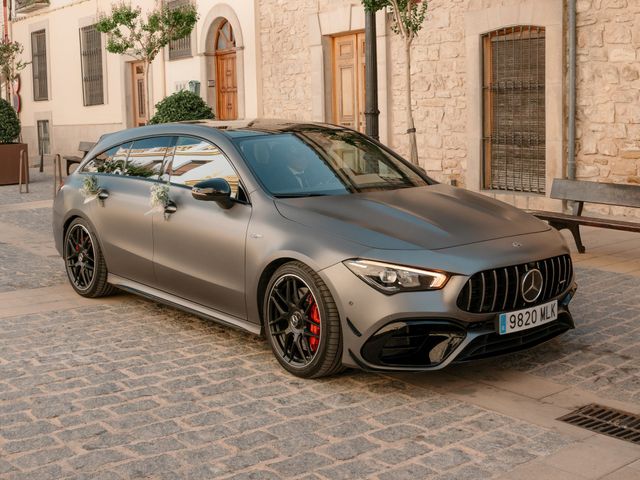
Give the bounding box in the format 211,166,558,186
31,29,48,101
82,142,132,174
215,19,235,51
80,25,105,106
235,130,428,197
168,137,239,197
167,0,192,60
483,26,545,193
126,137,174,179
37,120,50,155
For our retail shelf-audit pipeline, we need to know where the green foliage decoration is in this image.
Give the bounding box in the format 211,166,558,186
0,98,21,144
362,0,428,36
0,38,28,102
149,89,214,124
96,2,199,119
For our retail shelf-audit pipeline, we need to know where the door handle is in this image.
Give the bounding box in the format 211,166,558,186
164,202,177,215
97,188,109,200
163,201,177,221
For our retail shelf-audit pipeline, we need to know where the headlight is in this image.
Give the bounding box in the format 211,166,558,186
343,259,449,294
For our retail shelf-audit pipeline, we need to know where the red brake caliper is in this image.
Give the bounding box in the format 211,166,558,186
308,298,321,352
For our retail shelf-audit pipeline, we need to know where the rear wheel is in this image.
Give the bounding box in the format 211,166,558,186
264,262,343,378
64,218,114,298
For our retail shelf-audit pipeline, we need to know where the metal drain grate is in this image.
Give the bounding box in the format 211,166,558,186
558,404,640,445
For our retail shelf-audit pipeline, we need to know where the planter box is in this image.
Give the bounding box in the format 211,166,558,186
0,143,29,186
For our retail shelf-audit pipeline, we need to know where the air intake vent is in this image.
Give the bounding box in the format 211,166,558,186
558,404,640,445
457,254,572,314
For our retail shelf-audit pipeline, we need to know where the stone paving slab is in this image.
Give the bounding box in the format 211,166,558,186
0,168,56,206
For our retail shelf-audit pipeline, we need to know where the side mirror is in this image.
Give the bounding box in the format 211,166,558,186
192,178,233,209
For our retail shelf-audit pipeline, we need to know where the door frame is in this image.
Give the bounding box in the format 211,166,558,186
130,61,148,126
200,7,246,119
331,31,366,132
215,50,238,120
307,6,390,143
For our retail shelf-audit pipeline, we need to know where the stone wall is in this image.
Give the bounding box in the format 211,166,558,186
575,0,640,217
258,0,640,218
386,0,469,186
259,0,316,120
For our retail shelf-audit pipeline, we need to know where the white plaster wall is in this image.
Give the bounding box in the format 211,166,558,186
9,0,259,158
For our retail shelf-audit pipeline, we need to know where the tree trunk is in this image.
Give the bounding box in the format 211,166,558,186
143,59,152,124
404,40,418,165
4,80,10,103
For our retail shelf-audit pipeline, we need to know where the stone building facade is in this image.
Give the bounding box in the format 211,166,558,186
6,0,639,218
257,0,640,218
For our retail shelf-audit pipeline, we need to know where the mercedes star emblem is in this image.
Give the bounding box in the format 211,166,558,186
521,268,544,303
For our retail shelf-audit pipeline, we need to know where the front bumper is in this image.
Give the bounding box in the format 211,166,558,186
353,297,575,371
319,244,577,372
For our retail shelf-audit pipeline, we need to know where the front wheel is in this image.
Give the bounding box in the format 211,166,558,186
264,262,344,378
64,218,114,298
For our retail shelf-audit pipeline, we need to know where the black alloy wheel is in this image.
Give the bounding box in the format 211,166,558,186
64,218,114,298
264,262,343,378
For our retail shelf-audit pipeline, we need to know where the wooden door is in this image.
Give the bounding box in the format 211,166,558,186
216,52,238,120
332,32,366,132
131,61,148,126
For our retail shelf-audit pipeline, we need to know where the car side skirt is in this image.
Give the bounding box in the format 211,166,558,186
108,274,262,335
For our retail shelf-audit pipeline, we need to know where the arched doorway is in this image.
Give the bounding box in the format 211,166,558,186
214,19,238,120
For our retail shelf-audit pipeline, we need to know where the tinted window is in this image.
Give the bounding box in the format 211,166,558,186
82,142,132,174
235,129,429,197
168,137,240,197
126,137,174,179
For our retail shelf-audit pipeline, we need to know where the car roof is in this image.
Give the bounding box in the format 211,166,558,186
182,119,347,138
93,119,347,150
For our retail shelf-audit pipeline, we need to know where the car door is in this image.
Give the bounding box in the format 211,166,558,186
152,136,251,319
81,138,172,286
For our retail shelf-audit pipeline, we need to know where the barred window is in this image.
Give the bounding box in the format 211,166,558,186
483,26,545,193
168,0,192,60
80,25,105,106
31,29,48,101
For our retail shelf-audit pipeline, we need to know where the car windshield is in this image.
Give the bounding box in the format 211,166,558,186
234,129,430,197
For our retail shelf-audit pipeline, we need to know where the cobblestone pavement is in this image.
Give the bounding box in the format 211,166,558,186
1,173,639,479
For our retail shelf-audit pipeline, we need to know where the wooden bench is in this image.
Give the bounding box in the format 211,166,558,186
529,179,640,254
63,141,95,175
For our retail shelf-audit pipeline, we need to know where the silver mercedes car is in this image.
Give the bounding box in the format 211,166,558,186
54,120,577,378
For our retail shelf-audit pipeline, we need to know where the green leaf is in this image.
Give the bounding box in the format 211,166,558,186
149,90,215,125
0,98,21,144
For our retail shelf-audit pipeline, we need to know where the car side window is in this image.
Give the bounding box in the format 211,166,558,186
168,136,241,198
81,142,132,174
124,137,174,180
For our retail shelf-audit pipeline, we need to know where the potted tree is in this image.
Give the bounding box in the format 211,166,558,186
0,98,27,185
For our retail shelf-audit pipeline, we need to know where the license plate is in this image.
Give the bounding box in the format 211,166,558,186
498,300,557,335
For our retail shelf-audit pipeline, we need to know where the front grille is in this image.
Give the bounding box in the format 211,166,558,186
558,404,640,445
457,254,572,314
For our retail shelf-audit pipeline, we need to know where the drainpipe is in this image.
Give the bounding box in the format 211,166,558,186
567,0,577,180
364,8,380,140
2,0,8,40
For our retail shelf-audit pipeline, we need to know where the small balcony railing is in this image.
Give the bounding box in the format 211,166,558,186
15,0,50,13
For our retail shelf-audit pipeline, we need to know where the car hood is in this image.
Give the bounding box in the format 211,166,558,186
274,184,551,251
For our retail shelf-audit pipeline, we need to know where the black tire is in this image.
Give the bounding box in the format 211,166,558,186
263,261,344,378
63,218,115,298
